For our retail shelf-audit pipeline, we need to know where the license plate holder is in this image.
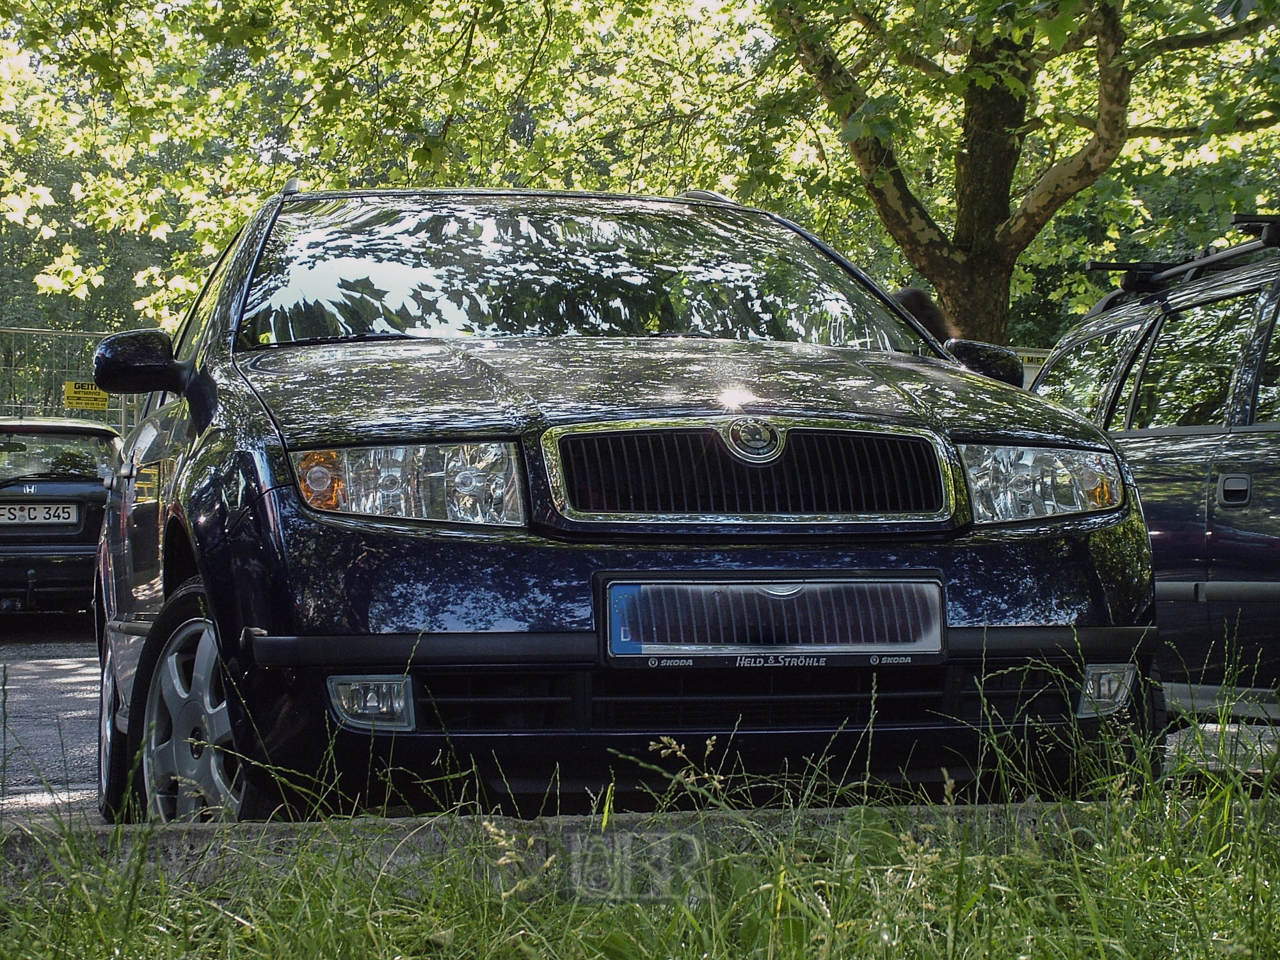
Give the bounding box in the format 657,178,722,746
604,575,944,668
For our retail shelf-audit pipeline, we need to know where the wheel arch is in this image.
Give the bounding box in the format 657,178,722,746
162,516,201,603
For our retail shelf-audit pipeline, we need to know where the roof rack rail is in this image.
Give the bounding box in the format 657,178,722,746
678,189,736,204
1231,213,1280,247
1085,260,1178,294
1085,213,1279,313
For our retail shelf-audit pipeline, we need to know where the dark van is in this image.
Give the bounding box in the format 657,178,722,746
1034,215,1280,718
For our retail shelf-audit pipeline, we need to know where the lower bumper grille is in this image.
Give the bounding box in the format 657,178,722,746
412,666,1076,734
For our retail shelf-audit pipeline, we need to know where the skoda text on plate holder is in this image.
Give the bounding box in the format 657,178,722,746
605,576,945,668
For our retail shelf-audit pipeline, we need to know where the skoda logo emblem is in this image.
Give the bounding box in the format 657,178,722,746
725,417,784,463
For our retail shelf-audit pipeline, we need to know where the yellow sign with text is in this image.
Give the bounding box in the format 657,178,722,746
64,380,109,411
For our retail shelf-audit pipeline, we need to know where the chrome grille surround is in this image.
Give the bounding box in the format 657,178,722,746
542,417,955,524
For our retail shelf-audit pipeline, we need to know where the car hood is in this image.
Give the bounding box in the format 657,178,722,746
236,337,1105,449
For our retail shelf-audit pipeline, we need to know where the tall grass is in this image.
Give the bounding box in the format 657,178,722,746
1,707,1278,960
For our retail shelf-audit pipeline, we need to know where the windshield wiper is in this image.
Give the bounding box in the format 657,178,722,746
1,471,97,487
650,330,722,339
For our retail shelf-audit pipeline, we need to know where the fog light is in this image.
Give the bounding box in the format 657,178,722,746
1077,664,1137,718
328,676,415,731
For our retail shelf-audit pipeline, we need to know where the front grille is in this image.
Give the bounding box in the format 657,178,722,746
412,666,1075,734
555,426,945,519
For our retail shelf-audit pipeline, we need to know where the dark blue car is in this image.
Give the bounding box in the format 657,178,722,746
93,187,1156,821
1034,215,1280,719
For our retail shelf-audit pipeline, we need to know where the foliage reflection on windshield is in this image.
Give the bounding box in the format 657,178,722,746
0,431,117,481
239,196,920,352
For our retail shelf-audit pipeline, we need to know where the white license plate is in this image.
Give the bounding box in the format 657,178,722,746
0,503,79,525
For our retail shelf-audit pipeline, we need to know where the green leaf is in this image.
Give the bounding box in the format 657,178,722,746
840,95,899,144
1036,11,1078,51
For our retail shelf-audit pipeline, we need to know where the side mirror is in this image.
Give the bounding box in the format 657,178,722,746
94,330,192,395
945,339,1025,389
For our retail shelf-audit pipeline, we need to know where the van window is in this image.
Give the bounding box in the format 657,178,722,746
1128,294,1257,430
1254,314,1280,423
1034,323,1142,422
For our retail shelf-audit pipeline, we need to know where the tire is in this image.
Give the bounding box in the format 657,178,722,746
127,577,261,821
97,643,132,823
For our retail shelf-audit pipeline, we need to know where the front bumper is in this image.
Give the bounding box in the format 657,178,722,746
236,625,1156,801
204,489,1157,802
250,626,1155,667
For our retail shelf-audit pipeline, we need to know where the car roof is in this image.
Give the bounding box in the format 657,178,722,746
280,186,744,206
1053,252,1280,351
0,417,120,437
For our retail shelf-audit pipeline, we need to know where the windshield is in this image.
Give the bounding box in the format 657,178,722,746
239,195,924,352
0,430,118,481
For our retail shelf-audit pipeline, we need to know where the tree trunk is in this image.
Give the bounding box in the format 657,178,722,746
953,37,1031,259
933,256,1017,345
936,35,1032,344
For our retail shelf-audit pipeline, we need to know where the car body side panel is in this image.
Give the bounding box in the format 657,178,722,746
1207,425,1280,686
107,381,292,724
106,396,193,722
101,205,289,720
1112,430,1216,680
1203,282,1280,687
1036,256,1280,692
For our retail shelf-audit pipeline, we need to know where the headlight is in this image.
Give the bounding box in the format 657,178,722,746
292,442,526,526
959,444,1122,524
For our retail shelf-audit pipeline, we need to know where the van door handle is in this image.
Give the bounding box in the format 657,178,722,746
1217,473,1251,507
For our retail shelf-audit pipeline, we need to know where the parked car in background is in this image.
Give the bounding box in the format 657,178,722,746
1033,214,1280,717
0,418,120,613
93,186,1157,822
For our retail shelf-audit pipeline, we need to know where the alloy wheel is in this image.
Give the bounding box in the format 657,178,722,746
141,615,243,820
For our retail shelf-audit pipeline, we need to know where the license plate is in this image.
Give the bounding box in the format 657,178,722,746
606,577,944,666
0,503,79,525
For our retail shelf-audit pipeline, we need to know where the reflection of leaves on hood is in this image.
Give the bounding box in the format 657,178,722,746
238,196,922,355
339,276,390,301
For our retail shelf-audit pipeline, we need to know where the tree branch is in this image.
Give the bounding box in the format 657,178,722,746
1025,105,1280,139
1001,0,1131,255
844,2,951,79
1136,13,1275,61
1128,110,1280,137
766,2,959,275
507,0,555,111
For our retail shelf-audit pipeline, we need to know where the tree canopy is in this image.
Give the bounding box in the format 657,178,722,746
765,0,1280,339
0,0,1277,342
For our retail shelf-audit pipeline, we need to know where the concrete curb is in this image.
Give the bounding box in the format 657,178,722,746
0,802,1082,896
